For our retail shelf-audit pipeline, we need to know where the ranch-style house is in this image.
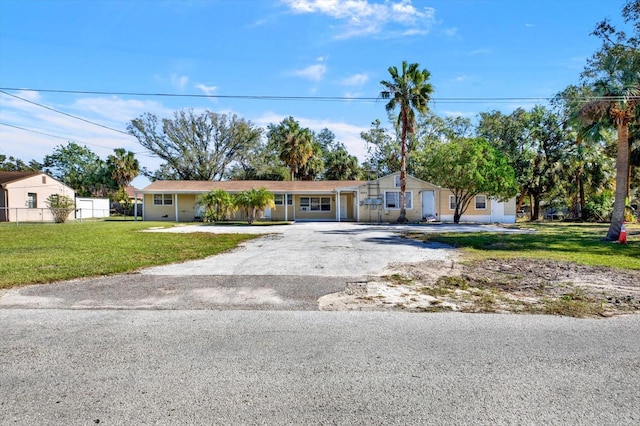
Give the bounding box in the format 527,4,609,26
135,173,516,224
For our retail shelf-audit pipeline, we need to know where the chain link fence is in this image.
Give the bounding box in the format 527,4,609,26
1,207,111,224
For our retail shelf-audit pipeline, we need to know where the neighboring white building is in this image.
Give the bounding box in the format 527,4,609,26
75,197,110,219
0,172,76,222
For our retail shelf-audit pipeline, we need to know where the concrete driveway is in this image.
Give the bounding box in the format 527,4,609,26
0,222,515,310
140,222,466,276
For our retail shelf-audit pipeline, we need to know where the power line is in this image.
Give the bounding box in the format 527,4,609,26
0,122,78,142
0,122,152,157
1,86,559,103
0,90,132,136
2,86,638,103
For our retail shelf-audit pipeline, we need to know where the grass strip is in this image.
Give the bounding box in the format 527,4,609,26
413,223,640,270
0,221,257,288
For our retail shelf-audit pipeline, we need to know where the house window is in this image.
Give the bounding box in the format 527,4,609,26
449,195,457,210
42,176,46,184
27,193,37,208
475,195,487,210
274,194,292,205
394,175,401,188
299,197,330,212
385,191,412,209
153,194,173,206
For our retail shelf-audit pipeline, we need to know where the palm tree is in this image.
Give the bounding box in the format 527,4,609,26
107,148,139,190
381,61,433,222
197,189,235,222
580,49,639,239
267,117,314,181
234,188,275,224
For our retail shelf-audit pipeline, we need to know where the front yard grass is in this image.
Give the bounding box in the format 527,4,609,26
0,221,257,289
412,222,640,270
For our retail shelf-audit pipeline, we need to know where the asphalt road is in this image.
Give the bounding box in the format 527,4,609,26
2,310,639,425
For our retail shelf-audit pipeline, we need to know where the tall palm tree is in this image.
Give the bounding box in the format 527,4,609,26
381,61,433,222
267,117,314,181
581,48,639,239
107,148,139,190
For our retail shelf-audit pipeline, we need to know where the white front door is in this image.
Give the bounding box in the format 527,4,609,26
340,195,348,220
490,199,503,222
263,207,271,219
422,191,435,219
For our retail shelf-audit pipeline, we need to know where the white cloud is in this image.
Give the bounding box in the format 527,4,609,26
451,74,466,82
72,97,170,124
525,23,534,28
441,110,476,118
291,63,327,81
282,0,436,39
469,48,492,55
196,84,218,96
341,73,369,86
171,74,189,91
443,27,459,38
0,92,168,172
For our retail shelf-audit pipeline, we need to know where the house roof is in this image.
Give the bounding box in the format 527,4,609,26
125,185,141,199
0,171,41,185
139,179,367,194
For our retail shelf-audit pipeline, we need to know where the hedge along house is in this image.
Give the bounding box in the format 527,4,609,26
136,173,516,224
0,171,76,222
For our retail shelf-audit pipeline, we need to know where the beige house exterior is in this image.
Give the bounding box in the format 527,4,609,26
137,173,516,224
0,172,76,222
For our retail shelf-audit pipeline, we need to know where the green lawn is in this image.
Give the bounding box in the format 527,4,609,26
412,222,640,270
0,221,257,289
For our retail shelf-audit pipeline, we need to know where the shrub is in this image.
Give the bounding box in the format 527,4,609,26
46,194,75,223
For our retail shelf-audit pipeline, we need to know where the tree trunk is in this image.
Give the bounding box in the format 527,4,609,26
578,170,586,221
531,196,541,221
606,121,629,240
515,193,526,213
397,115,408,223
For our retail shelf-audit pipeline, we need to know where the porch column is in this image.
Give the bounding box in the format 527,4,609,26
336,190,341,222
356,189,360,222
284,194,288,221
134,191,138,221
174,193,178,222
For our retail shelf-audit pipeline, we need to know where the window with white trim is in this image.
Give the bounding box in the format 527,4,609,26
299,197,330,212
475,195,487,209
27,193,37,208
385,191,412,209
274,194,292,205
153,194,173,205
449,195,457,210
394,175,401,188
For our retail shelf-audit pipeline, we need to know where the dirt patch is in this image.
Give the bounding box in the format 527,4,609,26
318,258,640,317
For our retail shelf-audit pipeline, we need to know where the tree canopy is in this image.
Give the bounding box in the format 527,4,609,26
128,109,262,181
43,142,113,197
418,137,517,223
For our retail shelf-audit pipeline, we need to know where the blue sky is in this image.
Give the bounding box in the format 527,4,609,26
0,0,626,188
